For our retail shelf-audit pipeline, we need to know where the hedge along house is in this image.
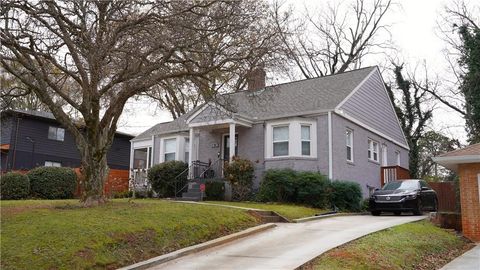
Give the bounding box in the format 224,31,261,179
433,143,480,242
130,66,410,200
1,109,134,195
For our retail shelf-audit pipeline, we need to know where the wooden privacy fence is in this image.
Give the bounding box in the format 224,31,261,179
75,168,129,197
428,181,457,212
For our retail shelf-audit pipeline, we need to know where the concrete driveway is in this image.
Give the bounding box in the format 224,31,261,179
149,214,426,270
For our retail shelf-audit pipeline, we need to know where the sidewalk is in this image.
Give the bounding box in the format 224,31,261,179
440,245,480,270
147,215,425,270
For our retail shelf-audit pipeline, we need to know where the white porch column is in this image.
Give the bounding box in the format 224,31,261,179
229,123,236,162
188,128,194,178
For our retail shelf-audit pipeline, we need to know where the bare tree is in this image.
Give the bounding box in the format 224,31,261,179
276,0,393,78
145,1,289,119
1,0,275,206
386,63,435,178
428,0,480,143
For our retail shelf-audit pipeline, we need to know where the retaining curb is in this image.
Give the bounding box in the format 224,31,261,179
292,212,365,223
117,223,277,270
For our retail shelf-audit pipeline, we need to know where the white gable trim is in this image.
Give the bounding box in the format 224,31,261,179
335,67,409,148
186,102,224,124
376,66,409,147
335,68,377,110
334,109,410,150
188,117,252,128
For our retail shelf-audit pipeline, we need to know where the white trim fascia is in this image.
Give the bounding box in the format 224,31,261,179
255,110,331,122
131,139,153,149
186,102,248,124
335,67,409,149
328,111,333,179
185,102,213,123
335,68,377,110
432,155,480,164
334,109,410,150
376,67,409,147
188,118,252,128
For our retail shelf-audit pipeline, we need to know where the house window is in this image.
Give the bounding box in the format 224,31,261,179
44,161,61,167
368,139,379,162
184,138,190,163
301,125,311,156
273,126,289,157
48,126,65,141
395,151,401,166
133,148,148,169
164,138,176,161
346,129,353,162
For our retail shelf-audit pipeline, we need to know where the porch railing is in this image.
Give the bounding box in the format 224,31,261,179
174,158,225,198
380,165,410,186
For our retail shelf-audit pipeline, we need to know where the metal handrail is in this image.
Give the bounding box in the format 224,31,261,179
173,158,225,198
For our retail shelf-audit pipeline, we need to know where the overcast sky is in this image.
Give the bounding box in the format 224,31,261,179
117,0,467,143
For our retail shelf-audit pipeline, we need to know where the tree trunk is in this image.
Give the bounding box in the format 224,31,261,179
77,138,110,207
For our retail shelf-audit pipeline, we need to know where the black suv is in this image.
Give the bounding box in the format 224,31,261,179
369,179,438,216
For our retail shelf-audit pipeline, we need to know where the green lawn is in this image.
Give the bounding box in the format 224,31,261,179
204,201,328,220
0,199,259,270
301,220,472,270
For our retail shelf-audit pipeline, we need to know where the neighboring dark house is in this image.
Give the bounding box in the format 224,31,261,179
1,109,133,172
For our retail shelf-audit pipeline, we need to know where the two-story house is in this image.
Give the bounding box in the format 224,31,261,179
1,109,133,195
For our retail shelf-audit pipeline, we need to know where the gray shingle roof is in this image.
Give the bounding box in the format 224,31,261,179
133,66,376,140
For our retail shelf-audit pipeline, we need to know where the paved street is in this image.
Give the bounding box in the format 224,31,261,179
150,215,426,270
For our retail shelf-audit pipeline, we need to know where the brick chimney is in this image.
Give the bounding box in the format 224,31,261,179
247,67,266,91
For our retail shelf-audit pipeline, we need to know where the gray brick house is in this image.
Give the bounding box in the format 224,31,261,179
130,66,410,197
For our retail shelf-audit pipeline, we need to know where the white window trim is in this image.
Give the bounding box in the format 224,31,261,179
395,151,401,166
184,137,190,163
272,125,290,157
163,137,177,162
159,135,189,163
346,129,354,162
48,126,65,141
45,161,61,167
265,118,317,159
300,124,312,156
368,139,379,162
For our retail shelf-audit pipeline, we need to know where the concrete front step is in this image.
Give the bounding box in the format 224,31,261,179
176,197,201,202
248,210,289,223
182,191,202,197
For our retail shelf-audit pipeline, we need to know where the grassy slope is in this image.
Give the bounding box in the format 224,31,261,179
303,220,471,270
204,201,327,220
1,199,259,270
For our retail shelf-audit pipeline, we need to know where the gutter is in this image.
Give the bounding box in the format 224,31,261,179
328,111,333,179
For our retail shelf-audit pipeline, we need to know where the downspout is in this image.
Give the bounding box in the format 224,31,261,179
328,111,333,180
11,115,20,170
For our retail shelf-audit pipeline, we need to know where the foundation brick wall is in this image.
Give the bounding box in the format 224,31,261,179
458,163,480,242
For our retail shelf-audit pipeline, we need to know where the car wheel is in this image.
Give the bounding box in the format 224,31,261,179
394,211,401,216
413,199,422,216
371,210,381,216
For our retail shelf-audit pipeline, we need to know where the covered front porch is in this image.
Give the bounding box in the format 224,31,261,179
187,118,253,180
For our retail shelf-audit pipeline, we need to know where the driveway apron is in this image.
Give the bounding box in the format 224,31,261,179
150,215,426,270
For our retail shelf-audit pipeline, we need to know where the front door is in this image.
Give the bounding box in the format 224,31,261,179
223,134,238,160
